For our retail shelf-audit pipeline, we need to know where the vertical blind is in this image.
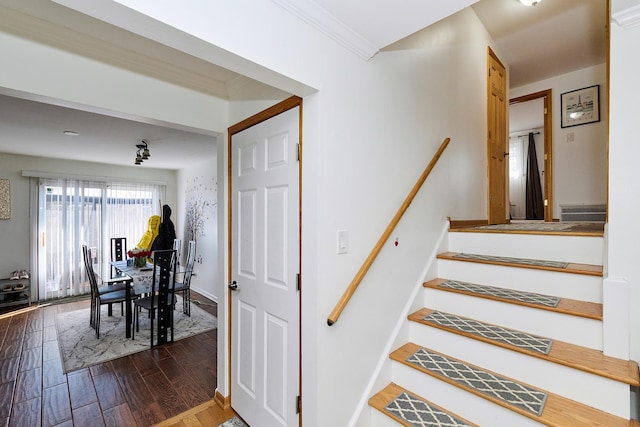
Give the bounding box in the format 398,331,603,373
39,178,164,300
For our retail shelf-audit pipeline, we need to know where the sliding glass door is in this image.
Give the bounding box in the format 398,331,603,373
37,178,162,301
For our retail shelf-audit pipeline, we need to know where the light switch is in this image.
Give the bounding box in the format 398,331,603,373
567,132,574,142
337,230,348,254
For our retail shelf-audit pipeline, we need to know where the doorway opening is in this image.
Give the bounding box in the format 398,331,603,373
509,90,553,222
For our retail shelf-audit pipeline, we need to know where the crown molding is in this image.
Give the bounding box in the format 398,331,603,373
272,0,378,60
612,4,640,29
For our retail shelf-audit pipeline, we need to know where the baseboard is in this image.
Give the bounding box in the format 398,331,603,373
448,218,488,229
191,286,218,304
215,389,231,409
348,218,451,426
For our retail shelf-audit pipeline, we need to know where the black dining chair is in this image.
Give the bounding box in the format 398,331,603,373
109,237,128,314
132,249,177,347
82,245,129,338
110,237,127,278
174,240,196,316
172,238,181,266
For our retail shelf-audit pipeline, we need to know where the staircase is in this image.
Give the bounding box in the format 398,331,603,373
369,225,640,426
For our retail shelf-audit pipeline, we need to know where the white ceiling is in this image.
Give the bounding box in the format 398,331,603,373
472,0,606,88
0,95,218,170
510,98,545,134
0,0,606,169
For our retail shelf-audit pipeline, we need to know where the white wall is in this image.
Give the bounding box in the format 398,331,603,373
189,4,491,425
0,152,177,280
320,10,494,424
609,0,640,363
1,3,495,427
510,64,608,218
229,100,290,126
4,1,638,424
54,4,494,426
0,26,229,135
176,158,219,302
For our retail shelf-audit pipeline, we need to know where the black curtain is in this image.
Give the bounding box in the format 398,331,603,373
525,132,544,220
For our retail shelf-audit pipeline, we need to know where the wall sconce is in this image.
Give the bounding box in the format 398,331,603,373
134,140,150,165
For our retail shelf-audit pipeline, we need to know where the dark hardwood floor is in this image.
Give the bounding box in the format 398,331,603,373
0,291,218,427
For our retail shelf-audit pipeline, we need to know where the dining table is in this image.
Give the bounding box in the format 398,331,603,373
108,260,156,338
107,259,181,338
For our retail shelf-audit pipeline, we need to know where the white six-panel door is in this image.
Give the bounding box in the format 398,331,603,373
231,106,300,427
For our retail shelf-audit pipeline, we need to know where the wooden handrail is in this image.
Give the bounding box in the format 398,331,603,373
327,137,452,326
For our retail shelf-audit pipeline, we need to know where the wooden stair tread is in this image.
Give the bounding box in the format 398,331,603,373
437,251,603,276
423,278,603,320
410,307,640,386
369,382,479,427
392,342,631,427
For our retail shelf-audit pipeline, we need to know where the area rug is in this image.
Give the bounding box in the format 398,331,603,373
471,221,604,234
475,222,575,232
218,416,248,427
55,297,217,373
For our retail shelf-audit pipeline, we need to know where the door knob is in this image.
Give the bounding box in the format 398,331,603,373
228,280,238,291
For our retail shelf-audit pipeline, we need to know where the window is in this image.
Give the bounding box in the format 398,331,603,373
38,178,164,300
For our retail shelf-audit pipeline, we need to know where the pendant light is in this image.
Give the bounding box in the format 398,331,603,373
134,140,150,165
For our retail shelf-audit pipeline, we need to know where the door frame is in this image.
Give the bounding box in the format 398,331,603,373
509,89,553,222
226,95,303,423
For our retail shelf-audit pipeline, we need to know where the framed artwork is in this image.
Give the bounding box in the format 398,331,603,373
561,85,600,128
0,179,9,219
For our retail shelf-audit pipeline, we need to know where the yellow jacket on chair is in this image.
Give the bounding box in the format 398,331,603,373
136,215,161,251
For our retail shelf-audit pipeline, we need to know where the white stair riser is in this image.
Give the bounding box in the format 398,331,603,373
392,362,543,427
448,232,603,265
370,410,404,427
437,259,602,303
423,289,603,349
409,324,630,417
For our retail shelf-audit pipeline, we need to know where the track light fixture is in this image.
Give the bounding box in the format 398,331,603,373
134,140,150,165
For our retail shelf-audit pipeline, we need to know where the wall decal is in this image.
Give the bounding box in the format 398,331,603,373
185,175,217,242
0,179,9,219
